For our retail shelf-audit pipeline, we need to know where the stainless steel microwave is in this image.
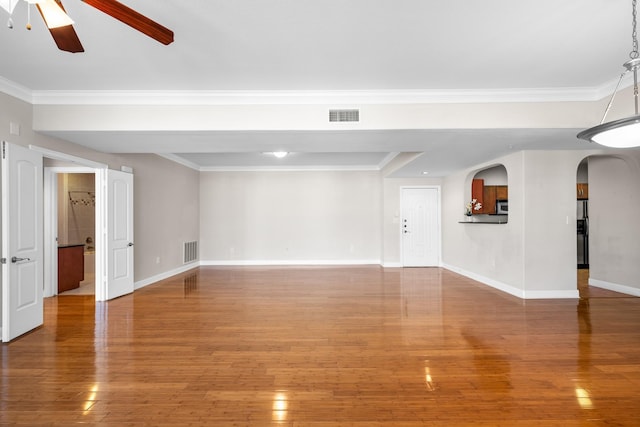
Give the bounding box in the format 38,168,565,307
496,200,508,214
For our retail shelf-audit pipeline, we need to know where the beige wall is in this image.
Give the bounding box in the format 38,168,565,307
1,92,200,292
199,170,381,263
57,173,95,247
120,154,200,282
589,152,640,293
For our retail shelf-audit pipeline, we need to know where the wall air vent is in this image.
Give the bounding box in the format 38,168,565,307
329,109,359,122
183,241,198,264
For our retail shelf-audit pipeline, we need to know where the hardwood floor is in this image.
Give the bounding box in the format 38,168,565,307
2,266,640,426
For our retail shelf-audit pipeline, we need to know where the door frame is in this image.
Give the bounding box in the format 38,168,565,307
35,146,109,301
400,186,442,267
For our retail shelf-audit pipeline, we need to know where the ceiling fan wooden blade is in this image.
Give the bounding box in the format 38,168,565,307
36,1,84,53
81,0,174,45
47,25,85,52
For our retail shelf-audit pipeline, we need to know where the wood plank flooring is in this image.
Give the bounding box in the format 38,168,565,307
2,266,640,426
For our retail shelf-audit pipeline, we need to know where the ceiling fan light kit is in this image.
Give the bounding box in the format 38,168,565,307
578,0,640,148
33,0,73,29
1,0,173,52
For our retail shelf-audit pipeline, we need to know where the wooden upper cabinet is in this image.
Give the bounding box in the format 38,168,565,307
483,186,497,214
472,180,509,214
496,185,508,200
472,165,508,215
577,183,588,200
471,179,484,213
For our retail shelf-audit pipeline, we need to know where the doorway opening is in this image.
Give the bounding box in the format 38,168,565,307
44,165,101,300
57,172,96,295
43,161,135,302
576,158,589,297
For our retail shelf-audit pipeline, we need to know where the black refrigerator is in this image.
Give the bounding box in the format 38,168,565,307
577,200,589,269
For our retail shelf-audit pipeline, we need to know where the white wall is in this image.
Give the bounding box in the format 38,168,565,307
199,170,381,264
474,165,507,185
32,97,606,134
442,152,527,297
588,153,640,294
441,150,611,298
521,151,587,297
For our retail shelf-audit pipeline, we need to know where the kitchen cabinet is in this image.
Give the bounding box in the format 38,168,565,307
479,185,508,214
482,186,497,214
58,244,84,293
496,185,508,200
577,183,588,200
471,179,484,211
472,179,508,215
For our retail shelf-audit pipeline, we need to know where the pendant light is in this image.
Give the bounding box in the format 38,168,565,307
577,0,640,148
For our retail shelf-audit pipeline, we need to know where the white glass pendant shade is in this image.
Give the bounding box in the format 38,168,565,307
577,115,640,148
578,1,640,148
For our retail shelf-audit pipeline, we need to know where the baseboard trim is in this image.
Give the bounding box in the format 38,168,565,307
381,262,403,268
134,262,200,290
442,263,580,300
589,278,640,297
522,289,581,299
443,263,526,299
201,259,380,266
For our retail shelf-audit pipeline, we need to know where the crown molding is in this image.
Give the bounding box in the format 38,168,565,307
29,87,608,106
156,153,201,170
2,73,633,106
378,152,400,169
0,76,32,103
198,165,381,172
159,153,392,172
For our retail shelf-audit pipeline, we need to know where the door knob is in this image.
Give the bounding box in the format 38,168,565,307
11,256,30,263
128,242,134,247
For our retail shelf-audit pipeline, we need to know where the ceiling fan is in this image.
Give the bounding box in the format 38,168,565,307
2,0,174,53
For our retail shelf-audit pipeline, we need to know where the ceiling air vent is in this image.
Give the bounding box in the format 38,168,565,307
329,109,359,122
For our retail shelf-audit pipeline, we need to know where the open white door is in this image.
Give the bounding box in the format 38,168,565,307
401,187,440,267
1,142,43,342
104,169,134,300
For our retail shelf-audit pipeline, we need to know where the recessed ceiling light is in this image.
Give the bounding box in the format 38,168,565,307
261,151,289,158
422,171,429,175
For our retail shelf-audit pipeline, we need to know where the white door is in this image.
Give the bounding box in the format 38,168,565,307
401,188,440,267
105,169,134,300
1,142,43,342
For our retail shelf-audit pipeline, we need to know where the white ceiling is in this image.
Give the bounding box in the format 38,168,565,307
0,0,636,175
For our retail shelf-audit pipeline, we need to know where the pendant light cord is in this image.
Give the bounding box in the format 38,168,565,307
632,0,639,59
601,0,640,123
632,0,639,114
